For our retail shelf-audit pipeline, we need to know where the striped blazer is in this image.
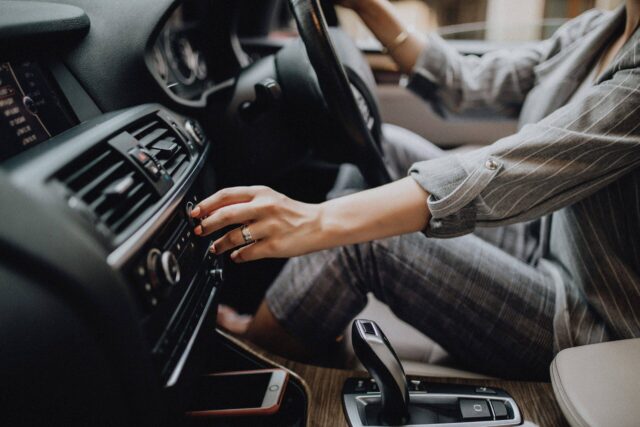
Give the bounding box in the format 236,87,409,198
407,7,640,351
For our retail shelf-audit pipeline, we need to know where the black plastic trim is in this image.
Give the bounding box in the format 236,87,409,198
4,103,209,264
0,0,89,51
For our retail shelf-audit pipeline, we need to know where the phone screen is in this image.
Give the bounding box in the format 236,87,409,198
190,372,274,411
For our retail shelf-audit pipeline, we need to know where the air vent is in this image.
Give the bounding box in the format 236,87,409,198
56,144,159,236
129,119,190,180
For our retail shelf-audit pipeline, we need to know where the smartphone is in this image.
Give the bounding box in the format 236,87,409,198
186,369,289,417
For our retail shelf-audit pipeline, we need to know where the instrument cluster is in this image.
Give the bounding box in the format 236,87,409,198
149,4,215,102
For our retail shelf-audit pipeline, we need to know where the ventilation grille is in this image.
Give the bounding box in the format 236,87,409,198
56,144,159,236
129,119,190,180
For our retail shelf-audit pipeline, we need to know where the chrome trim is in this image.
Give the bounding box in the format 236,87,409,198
107,143,209,268
260,370,288,409
343,392,522,427
354,320,409,408
165,285,217,388
160,250,180,286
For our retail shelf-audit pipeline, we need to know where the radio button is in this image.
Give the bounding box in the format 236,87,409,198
185,201,196,227
143,160,161,180
209,268,224,282
146,248,162,288
130,148,151,165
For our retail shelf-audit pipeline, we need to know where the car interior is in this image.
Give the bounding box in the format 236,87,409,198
1,0,638,426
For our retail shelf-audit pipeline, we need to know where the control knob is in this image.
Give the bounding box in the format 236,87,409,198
147,248,181,290
184,120,205,146
209,268,224,283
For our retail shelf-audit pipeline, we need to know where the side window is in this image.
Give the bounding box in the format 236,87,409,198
335,0,623,46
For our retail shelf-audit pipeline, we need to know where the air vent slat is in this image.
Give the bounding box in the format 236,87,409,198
100,181,146,224
54,134,160,239
110,192,154,233
165,153,188,176
171,161,189,179
129,120,159,138
76,160,127,200
138,128,169,147
156,147,180,167
63,149,112,188
90,194,109,214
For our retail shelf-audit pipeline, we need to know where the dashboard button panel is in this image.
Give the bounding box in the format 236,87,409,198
128,187,225,386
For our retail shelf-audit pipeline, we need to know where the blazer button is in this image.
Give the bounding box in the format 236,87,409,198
485,159,500,170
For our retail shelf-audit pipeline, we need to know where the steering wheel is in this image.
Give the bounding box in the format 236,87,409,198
288,0,392,187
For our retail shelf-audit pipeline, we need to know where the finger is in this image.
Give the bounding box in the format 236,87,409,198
212,222,266,254
210,227,247,254
229,240,273,263
195,204,258,237
192,187,259,219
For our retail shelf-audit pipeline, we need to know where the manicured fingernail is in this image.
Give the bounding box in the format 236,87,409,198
230,251,240,262
191,206,201,217
194,226,202,236
209,243,216,254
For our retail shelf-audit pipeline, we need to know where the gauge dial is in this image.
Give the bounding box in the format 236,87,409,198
150,4,213,102
165,32,197,85
195,52,208,81
151,46,169,83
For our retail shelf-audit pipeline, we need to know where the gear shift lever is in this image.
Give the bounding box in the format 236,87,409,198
352,319,410,425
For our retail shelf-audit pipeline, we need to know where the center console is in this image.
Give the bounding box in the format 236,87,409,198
343,379,521,427
343,320,522,427
57,104,226,390
217,329,568,427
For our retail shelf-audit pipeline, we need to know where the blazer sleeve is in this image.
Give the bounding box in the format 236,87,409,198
406,9,608,115
410,52,640,238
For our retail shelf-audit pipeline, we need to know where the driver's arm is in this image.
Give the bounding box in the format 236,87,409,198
339,0,425,73
344,1,609,115
190,177,431,262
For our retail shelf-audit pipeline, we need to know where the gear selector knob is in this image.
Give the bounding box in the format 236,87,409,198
352,319,410,425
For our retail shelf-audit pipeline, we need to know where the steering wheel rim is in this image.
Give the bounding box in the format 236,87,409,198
289,0,392,187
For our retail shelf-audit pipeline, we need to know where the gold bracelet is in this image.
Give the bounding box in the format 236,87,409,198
384,30,410,54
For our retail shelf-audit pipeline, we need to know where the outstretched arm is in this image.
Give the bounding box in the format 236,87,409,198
191,177,430,262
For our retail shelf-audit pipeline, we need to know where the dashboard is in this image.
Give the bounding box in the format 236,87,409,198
0,0,309,426
0,1,237,426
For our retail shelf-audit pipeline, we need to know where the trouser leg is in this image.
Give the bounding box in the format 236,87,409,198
266,232,555,379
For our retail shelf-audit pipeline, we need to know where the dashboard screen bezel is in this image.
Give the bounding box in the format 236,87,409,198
0,59,79,163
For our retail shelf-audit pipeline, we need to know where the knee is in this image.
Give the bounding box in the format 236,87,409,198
337,237,408,302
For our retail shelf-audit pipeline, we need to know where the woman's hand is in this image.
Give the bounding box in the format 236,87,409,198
190,186,324,263
336,0,424,73
191,178,430,264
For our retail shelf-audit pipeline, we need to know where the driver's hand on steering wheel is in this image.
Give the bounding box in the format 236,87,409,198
191,186,324,263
